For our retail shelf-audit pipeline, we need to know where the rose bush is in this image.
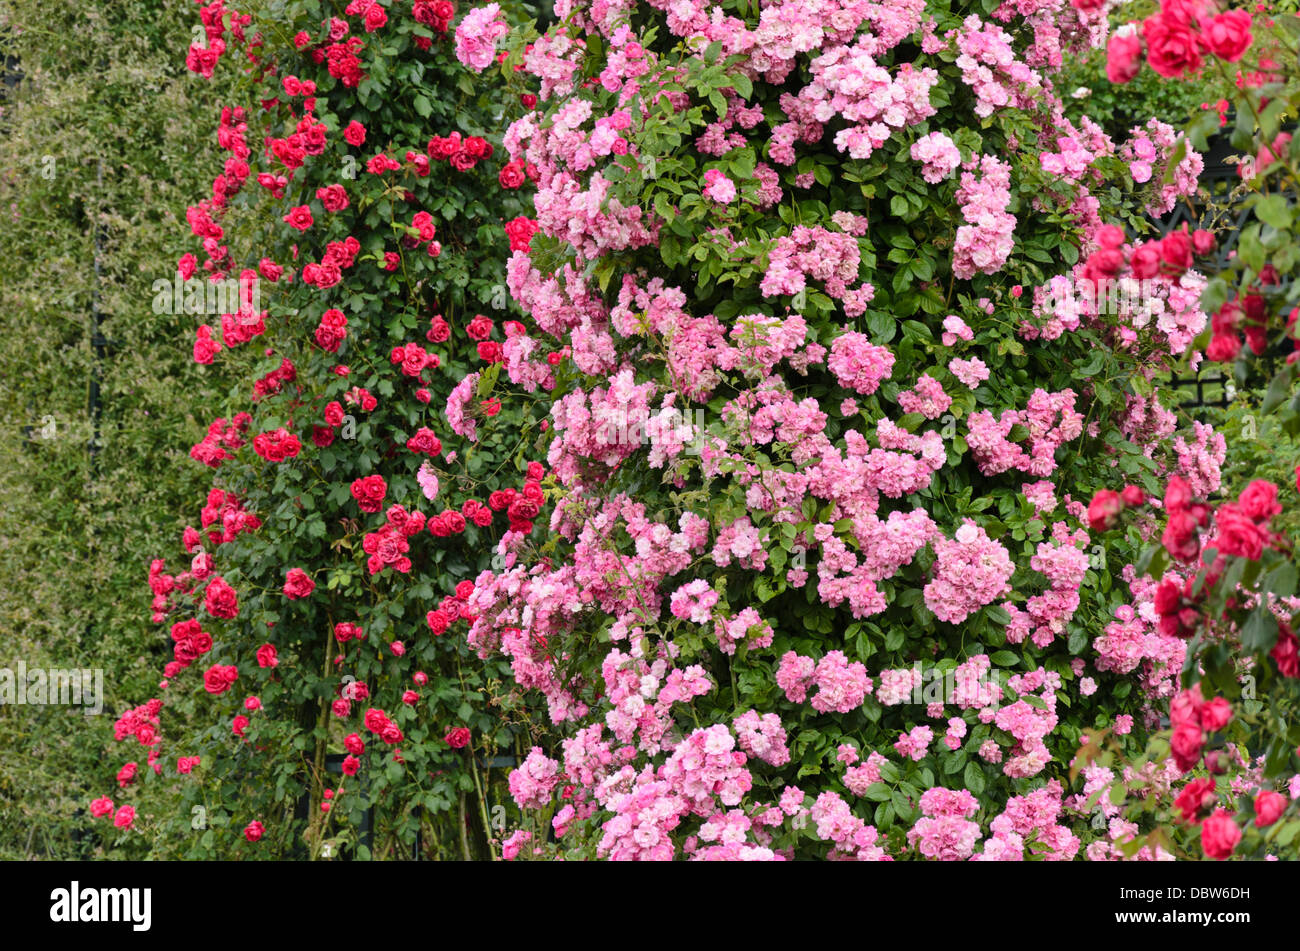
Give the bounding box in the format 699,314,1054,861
448,0,1275,860
90,0,552,859
88,0,1300,862
1072,0,1300,861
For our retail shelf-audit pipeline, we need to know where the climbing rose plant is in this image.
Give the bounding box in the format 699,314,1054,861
1073,0,1300,862
459,0,1280,861
93,0,552,859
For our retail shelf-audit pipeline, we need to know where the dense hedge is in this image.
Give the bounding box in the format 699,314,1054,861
0,0,228,858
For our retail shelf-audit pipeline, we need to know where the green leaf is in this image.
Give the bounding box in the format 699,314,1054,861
864,782,892,802
1241,606,1279,653
963,761,985,795
1256,193,1292,230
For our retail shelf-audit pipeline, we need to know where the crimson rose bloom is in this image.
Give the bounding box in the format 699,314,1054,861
284,568,316,600
205,576,240,618
203,664,239,695
1159,230,1192,274
1128,241,1162,280
1119,485,1145,507
445,727,471,748
244,821,265,843
1271,624,1300,678
466,314,494,340
351,475,387,513
1215,505,1267,560
1198,696,1232,732
1206,331,1241,363
1165,476,1193,514
1143,13,1203,78
426,315,451,343
1254,790,1287,828
1161,510,1201,563
1203,9,1253,62
1200,809,1241,860
498,160,526,189
1170,720,1204,772
283,205,314,231
256,643,278,668
1086,489,1123,532
406,427,442,456
1237,480,1281,523
1173,777,1217,823
1153,579,1182,617
343,120,366,146
316,183,349,211
1106,30,1142,84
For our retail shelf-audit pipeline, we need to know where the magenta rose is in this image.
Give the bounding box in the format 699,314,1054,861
283,568,315,600
203,663,239,695
1143,13,1204,78
204,576,239,619
1087,489,1124,532
1106,30,1143,84
1254,790,1287,828
1200,809,1241,860
1198,696,1232,732
1170,720,1205,772
1203,9,1253,62
1238,480,1281,523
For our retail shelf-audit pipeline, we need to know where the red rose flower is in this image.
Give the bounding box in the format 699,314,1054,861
203,663,239,695
256,643,278,668
1159,230,1192,275
1200,809,1240,860
1198,696,1232,732
1271,624,1299,678
1215,504,1268,560
1254,790,1287,828
1170,720,1205,772
445,727,471,748
1162,510,1201,563
350,474,388,513
499,160,526,189
1143,13,1203,78
427,315,451,343
1238,480,1280,523
205,576,240,618
1173,777,1217,823
283,205,314,231
1087,489,1124,532
1106,29,1143,84
316,183,349,212
283,568,316,600
1128,241,1162,279
1203,9,1253,62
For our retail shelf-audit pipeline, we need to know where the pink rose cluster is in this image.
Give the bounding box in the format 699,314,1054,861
454,3,509,72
